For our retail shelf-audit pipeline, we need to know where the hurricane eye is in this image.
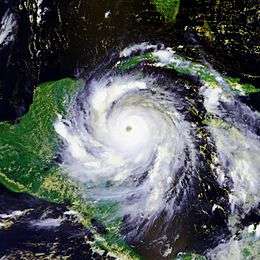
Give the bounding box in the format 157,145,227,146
126,126,132,132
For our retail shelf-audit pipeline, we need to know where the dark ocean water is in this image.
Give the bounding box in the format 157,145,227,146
0,0,259,121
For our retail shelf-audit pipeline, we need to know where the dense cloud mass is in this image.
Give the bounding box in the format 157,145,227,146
54,44,260,258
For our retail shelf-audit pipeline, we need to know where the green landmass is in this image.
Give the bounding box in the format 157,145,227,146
117,51,259,94
0,78,138,259
152,0,180,22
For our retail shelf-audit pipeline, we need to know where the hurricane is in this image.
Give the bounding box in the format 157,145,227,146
52,43,260,258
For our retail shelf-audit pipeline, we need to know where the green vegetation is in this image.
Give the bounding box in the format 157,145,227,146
118,53,156,71
117,51,259,94
226,77,260,95
0,78,137,259
153,0,180,22
0,78,80,195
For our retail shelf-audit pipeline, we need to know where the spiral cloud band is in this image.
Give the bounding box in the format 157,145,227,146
54,44,260,257
55,74,195,216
